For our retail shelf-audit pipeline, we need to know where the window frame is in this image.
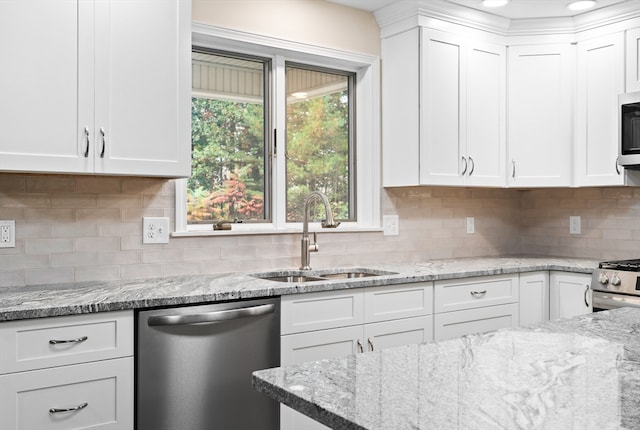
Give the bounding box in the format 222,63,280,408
174,24,381,236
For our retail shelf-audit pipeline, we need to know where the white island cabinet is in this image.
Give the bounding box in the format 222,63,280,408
507,43,574,188
280,284,434,430
382,27,505,187
0,0,191,178
0,311,134,430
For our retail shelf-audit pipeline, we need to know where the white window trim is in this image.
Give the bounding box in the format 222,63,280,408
174,23,381,236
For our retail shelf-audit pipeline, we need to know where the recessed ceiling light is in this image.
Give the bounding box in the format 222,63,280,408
481,0,509,7
566,0,597,11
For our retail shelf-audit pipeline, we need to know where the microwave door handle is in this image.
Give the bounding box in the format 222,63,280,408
147,304,275,326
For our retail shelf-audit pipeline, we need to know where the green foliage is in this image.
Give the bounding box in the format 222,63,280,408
187,89,352,224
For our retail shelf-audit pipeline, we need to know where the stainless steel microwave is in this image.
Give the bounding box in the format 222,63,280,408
619,92,640,169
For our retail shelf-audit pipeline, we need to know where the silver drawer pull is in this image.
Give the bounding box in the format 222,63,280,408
367,338,374,352
357,339,364,353
470,290,487,297
49,402,88,414
49,336,88,345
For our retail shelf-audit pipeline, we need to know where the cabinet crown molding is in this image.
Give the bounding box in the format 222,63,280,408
375,0,640,38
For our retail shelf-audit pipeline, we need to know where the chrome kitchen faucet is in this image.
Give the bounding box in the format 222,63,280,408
300,191,340,270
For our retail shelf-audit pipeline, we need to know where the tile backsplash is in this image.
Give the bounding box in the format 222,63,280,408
1,173,639,287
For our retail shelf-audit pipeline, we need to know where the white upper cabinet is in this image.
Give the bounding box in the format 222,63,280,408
627,28,640,93
0,0,191,178
382,28,505,187
575,33,626,186
507,44,573,187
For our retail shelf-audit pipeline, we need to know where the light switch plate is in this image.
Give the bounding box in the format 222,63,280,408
383,215,399,236
569,216,581,235
143,217,170,244
466,217,475,234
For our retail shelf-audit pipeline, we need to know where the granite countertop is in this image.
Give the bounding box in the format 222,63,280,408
0,256,598,321
253,307,640,430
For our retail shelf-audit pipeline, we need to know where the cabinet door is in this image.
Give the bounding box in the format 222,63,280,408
627,28,640,93
0,357,133,430
434,303,519,341
466,41,506,187
364,316,433,352
549,272,592,320
381,28,420,186
280,326,362,430
575,33,625,186
420,30,466,186
0,0,92,174
519,271,549,326
508,44,573,187
94,0,191,177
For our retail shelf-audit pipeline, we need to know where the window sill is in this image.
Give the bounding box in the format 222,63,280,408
171,225,383,238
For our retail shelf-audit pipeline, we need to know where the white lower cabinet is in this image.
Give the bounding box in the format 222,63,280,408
519,271,550,326
434,303,519,341
0,358,133,430
433,274,520,341
280,283,433,430
550,271,593,319
0,311,134,430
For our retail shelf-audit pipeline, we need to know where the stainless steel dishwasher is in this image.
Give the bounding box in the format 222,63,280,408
136,297,280,430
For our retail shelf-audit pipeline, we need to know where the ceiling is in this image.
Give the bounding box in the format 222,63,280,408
328,0,633,20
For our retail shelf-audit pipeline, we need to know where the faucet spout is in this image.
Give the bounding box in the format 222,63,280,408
300,191,340,270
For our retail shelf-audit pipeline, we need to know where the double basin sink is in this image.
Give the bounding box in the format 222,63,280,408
253,268,397,283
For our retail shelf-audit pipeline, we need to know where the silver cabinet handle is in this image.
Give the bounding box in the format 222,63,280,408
470,290,487,297
615,156,621,175
147,304,274,326
461,156,468,175
49,402,88,414
512,160,516,178
468,156,475,176
584,284,590,307
357,339,364,353
83,127,90,158
367,338,374,352
100,127,106,158
49,336,88,345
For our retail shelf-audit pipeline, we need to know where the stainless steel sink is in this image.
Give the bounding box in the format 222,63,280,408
259,275,326,283
253,268,397,283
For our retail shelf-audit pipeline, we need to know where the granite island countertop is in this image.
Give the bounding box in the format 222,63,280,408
253,307,640,430
0,256,598,321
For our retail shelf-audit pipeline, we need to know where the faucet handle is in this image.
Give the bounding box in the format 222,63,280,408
309,232,319,253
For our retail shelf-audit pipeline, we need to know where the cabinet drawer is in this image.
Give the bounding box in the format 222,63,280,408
281,289,364,335
364,316,433,351
0,357,133,430
364,282,433,323
281,325,363,365
434,303,519,341
0,311,133,374
434,275,518,313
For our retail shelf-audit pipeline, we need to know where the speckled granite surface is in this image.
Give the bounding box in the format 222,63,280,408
0,256,597,321
253,307,640,430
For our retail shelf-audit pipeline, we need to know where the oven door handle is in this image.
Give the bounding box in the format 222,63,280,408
592,293,640,310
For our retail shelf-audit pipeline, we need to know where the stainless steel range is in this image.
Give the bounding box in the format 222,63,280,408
592,259,640,310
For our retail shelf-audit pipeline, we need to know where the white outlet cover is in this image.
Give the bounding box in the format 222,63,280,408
0,220,15,248
383,215,399,236
143,217,170,244
569,216,581,235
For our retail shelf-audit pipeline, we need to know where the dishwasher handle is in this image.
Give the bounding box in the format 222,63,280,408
147,303,275,327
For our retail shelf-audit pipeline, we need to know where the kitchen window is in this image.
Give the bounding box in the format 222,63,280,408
175,26,380,235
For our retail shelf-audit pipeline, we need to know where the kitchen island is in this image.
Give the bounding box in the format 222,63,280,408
253,307,640,430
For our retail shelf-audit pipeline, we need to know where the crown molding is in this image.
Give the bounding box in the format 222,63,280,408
375,0,640,37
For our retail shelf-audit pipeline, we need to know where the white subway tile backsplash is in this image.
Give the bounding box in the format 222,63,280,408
4,173,640,288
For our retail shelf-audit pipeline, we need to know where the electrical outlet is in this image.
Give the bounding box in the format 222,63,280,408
383,215,399,236
143,217,170,244
0,220,15,248
569,216,581,235
466,217,475,234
